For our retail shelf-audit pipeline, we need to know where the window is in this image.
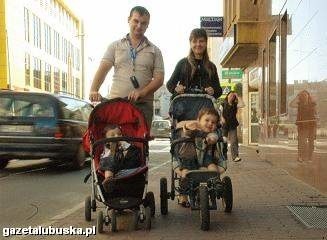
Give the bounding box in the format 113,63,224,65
268,31,277,117
53,30,60,59
59,97,93,121
33,14,41,49
24,8,30,42
44,63,51,92
62,71,67,92
44,23,52,54
33,57,41,89
280,12,287,114
75,78,80,98
25,53,30,86
54,67,60,93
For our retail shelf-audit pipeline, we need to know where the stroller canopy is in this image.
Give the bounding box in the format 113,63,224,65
83,98,150,154
169,94,218,121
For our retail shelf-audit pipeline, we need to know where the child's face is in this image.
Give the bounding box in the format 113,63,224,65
105,127,122,138
198,113,218,132
105,127,122,152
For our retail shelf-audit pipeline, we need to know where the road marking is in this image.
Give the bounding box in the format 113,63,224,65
149,146,171,153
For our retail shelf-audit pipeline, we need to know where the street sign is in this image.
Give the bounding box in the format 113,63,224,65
200,16,223,37
222,69,243,79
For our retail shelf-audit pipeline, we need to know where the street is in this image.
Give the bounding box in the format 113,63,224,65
1,140,327,239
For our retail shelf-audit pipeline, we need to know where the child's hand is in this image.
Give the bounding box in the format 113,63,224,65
206,133,218,145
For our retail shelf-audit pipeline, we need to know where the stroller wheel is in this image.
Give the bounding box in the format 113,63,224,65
144,206,151,230
145,191,155,217
110,210,117,232
199,185,210,231
84,196,91,222
97,211,104,234
222,176,233,213
160,177,168,215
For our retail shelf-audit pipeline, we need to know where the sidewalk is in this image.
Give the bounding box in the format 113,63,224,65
18,146,327,240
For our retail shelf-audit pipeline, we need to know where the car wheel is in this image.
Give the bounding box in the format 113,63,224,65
72,144,86,170
0,159,9,170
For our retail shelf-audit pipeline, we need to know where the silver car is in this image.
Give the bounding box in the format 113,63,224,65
151,120,171,138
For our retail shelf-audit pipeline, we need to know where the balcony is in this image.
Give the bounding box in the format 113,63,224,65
220,23,259,68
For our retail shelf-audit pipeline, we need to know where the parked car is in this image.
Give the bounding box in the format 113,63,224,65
151,119,171,138
0,90,93,170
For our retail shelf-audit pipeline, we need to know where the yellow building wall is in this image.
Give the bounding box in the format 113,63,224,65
4,0,83,96
0,0,8,89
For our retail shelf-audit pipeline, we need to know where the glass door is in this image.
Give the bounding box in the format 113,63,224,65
249,92,260,144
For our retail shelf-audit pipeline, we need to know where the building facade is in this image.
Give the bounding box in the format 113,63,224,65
0,0,84,98
221,0,327,193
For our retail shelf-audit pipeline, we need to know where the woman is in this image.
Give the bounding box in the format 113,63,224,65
166,28,222,98
289,90,317,162
221,91,245,162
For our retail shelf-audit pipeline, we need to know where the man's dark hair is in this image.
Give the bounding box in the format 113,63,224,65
129,6,150,18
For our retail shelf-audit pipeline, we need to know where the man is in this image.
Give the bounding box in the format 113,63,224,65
89,6,165,126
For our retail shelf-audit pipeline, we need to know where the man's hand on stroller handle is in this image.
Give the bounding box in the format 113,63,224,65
89,91,102,103
128,88,145,102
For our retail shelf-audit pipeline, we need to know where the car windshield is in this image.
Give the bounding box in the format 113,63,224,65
0,95,55,118
58,96,93,121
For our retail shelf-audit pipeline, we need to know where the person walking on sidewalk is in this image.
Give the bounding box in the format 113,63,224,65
89,6,165,127
221,91,245,162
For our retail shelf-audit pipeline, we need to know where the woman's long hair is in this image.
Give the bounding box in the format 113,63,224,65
187,28,213,79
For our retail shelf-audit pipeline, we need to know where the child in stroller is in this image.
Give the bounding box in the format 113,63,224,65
174,107,227,206
83,98,155,233
159,93,233,231
100,124,141,192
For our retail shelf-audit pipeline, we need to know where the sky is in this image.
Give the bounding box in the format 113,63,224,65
65,0,223,97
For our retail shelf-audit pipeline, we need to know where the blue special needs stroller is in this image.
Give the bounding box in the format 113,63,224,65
83,98,155,233
159,93,233,231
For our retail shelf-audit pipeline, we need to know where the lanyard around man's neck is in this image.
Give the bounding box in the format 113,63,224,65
127,34,145,65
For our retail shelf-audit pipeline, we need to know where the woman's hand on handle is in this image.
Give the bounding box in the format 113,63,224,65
204,87,214,96
175,84,186,94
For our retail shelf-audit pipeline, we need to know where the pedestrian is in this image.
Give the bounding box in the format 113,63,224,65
89,6,165,127
221,91,245,162
166,28,222,98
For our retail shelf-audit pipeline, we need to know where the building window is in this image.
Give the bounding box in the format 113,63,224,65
44,23,52,54
268,31,277,117
75,78,80,98
75,47,80,70
280,12,287,114
33,57,41,89
44,63,51,92
33,14,41,49
62,72,67,92
25,53,30,85
24,8,30,42
54,67,60,93
53,30,60,59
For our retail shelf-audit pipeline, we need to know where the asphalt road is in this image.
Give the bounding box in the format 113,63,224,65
0,138,171,230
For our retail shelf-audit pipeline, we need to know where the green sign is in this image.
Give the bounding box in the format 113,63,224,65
222,69,243,79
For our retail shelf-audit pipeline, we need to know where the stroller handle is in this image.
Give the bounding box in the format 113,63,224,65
170,136,225,152
92,136,148,151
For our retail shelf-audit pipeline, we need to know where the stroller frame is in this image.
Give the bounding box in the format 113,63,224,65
159,93,233,231
83,98,155,233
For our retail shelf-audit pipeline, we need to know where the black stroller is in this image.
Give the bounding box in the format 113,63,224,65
83,98,155,233
159,93,233,231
